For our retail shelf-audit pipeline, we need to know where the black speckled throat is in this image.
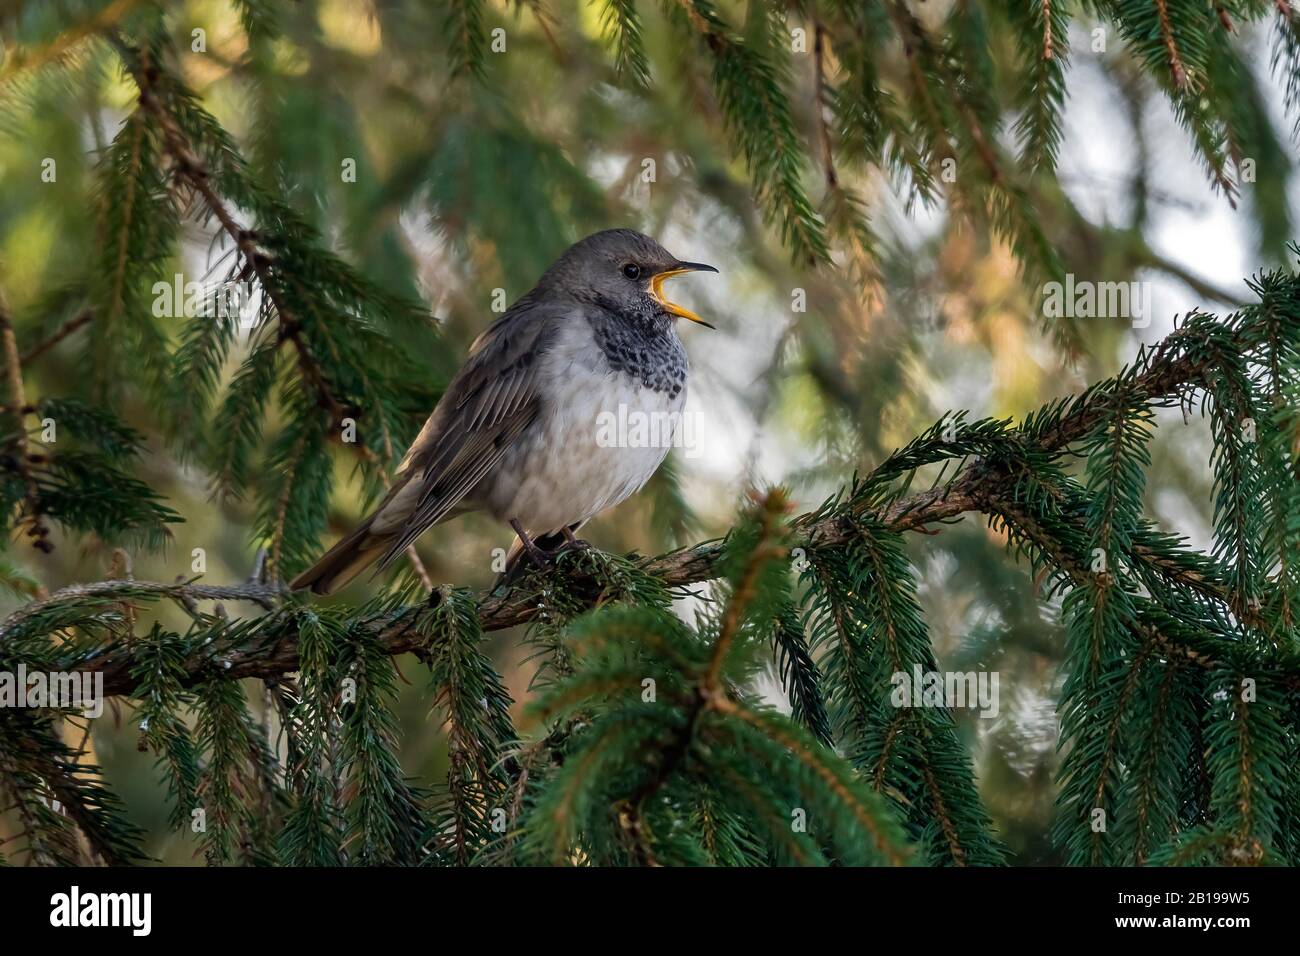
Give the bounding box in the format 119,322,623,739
586,302,688,398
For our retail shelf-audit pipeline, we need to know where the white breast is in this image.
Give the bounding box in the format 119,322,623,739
471,320,686,534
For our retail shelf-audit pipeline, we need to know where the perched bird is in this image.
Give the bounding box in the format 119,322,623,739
291,229,717,595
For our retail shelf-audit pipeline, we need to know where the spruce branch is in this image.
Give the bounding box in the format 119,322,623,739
111,37,432,583
2,579,281,636
1153,0,1190,89
710,695,911,866
599,0,651,88
121,48,351,431
703,493,786,691
1120,659,1194,863
4,0,1300,870
36,274,1300,696
672,0,831,265
0,291,52,559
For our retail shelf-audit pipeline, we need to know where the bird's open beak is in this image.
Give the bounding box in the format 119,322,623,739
651,261,718,329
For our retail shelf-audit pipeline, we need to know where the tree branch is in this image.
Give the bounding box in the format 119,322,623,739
35,300,1289,697
20,309,95,366
118,41,426,585
0,291,52,561
121,45,351,430
2,579,282,634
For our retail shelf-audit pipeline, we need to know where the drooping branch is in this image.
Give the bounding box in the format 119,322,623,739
120,46,352,431
114,40,428,585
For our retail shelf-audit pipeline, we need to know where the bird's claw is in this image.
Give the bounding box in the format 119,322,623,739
523,540,549,568
561,526,591,552
510,518,552,568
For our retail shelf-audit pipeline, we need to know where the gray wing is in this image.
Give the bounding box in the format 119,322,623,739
371,298,559,568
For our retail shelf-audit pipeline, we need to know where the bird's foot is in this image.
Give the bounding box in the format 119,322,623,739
510,518,550,568
561,526,591,552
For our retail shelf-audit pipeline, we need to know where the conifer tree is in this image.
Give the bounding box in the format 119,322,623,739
0,0,1297,867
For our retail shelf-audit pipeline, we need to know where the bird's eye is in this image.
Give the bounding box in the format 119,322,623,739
622,263,641,280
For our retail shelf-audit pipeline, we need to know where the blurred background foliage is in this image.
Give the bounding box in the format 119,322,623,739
0,0,1295,863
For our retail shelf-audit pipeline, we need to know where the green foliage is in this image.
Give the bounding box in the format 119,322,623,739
599,0,652,88
674,0,831,266
1005,0,1069,171
418,587,515,865
279,607,347,866
0,394,181,552
1,0,1299,870
337,615,431,865
194,672,262,865
803,515,1006,865
517,494,913,866
131,624,201,833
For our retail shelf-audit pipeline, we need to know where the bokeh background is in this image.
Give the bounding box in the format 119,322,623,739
0,0,1295,864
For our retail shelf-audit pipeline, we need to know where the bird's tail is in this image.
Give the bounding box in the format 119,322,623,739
289,518,393,596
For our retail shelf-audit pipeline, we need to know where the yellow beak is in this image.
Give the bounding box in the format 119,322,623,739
651,262,718,329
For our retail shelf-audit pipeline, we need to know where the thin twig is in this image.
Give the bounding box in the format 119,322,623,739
0,291,52,563
1,578,283,634
1154,0,1189,89
812,23,837,192
20,310,94,365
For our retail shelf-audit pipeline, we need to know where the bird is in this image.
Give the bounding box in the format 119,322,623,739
291,228,717,595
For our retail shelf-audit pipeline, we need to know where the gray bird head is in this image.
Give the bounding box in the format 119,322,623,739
538,228,719,329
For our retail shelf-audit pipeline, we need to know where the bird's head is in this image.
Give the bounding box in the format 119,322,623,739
543,228,718,329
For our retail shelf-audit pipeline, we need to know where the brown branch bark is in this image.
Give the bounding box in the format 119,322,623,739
0,291,52,563
2,580,282,634
1154,0,1189,89
812,23,837,193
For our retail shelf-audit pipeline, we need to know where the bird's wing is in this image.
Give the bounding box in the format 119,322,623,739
371,298,559,569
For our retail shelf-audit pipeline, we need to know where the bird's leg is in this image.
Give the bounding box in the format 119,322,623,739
510,518,549,568
561,525,590,551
